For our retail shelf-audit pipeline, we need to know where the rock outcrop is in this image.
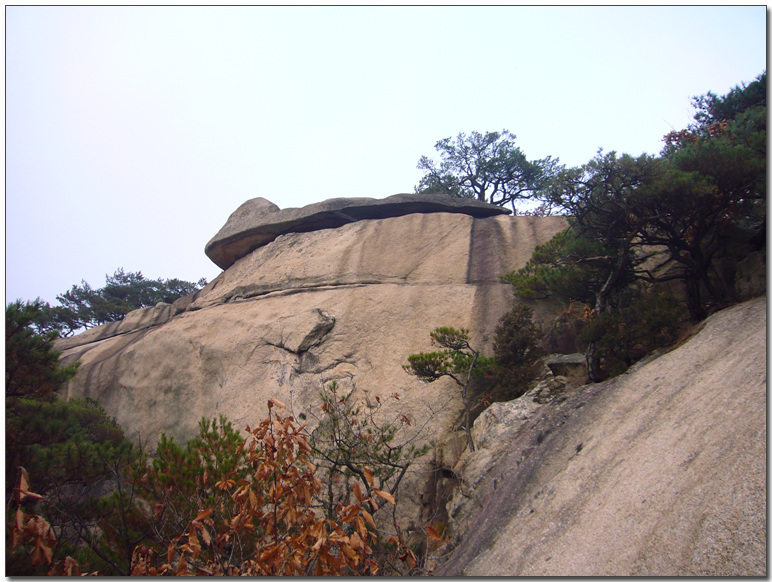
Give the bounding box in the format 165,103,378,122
204,193,511,270
57,195,568,527
433,296,766,576
56,193,765,574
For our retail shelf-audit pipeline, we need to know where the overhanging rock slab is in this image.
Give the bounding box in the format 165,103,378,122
204,193,510,270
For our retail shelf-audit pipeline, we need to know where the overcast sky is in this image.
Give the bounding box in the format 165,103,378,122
5,5,767,305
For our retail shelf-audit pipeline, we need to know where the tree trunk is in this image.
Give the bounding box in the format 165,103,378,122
462,387,476,453
585,246,627,383
462,350,478,453
585,340,603,383
685,274,707,321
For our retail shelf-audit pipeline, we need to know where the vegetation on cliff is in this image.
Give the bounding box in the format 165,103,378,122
415,129,561,213
404,307,543,450
9,406,393,576
31,268,207,337
501,71,765,380
7,300,429,575
6,300,135,574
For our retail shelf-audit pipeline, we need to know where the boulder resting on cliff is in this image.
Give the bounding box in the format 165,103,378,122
204,193,511,270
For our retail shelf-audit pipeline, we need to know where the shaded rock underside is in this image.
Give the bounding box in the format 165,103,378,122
204,193,511,270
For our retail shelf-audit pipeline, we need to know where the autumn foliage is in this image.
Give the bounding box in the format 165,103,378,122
8,400,427,575
9,468,55,569
133,400,384,575
6,299,429,575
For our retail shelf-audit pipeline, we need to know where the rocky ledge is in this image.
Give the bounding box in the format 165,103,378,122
204,193,510,270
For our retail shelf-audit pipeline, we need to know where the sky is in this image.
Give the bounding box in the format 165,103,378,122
5,5,767,305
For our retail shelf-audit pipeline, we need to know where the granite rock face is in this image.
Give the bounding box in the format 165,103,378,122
55,193,766,573
60,209,567,448
434,297,767,576
57,201,567,529
204,193,511,270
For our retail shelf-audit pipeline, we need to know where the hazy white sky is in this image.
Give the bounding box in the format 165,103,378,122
5,5,767,305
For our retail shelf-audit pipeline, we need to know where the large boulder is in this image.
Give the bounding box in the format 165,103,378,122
434,296,767,576
204,193,511,270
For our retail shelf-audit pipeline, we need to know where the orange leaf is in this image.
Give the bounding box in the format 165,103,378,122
298,438,312,454
352,482,363,503
31,541,46,566
194,508,212,522
407,548,417,568
15,467,43,504
249,488,259,510
12,509,25,548
361,509,376,529
355,515,367,540
340,543,358,563
363,467,374,487
200,525,211,546
63,556,81,576
188,528,201,556
426,525,442,541
349,531,364,550
373,489,395,504
175,554,189,576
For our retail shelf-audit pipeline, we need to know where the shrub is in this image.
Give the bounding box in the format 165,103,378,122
6,397,131,497
488,304,544,402
126,400,388,575
500,229,617,305
6,299,80,401
579,290,687,379
11,403,400,576
307,382,430,523
405,328,494,452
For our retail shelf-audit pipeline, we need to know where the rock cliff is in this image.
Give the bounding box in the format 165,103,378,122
204,192,512,270
434,296,766,576
55,194,766,574
57,194,568,527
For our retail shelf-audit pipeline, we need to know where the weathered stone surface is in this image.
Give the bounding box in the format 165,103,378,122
434,296,766,576
544,352,587,382
61,212,568,446
263,308,336,354
58,209,568,529
204,193,511,270
735,249,766,300
444,373,577,527
56,191,766,572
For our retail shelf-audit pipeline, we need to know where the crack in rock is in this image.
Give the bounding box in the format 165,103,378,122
262,308,336,355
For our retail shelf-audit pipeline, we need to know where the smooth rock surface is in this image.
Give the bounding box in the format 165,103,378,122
60,212,568,447
58,211,568,528
435,296,767,576
204,193,511,269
